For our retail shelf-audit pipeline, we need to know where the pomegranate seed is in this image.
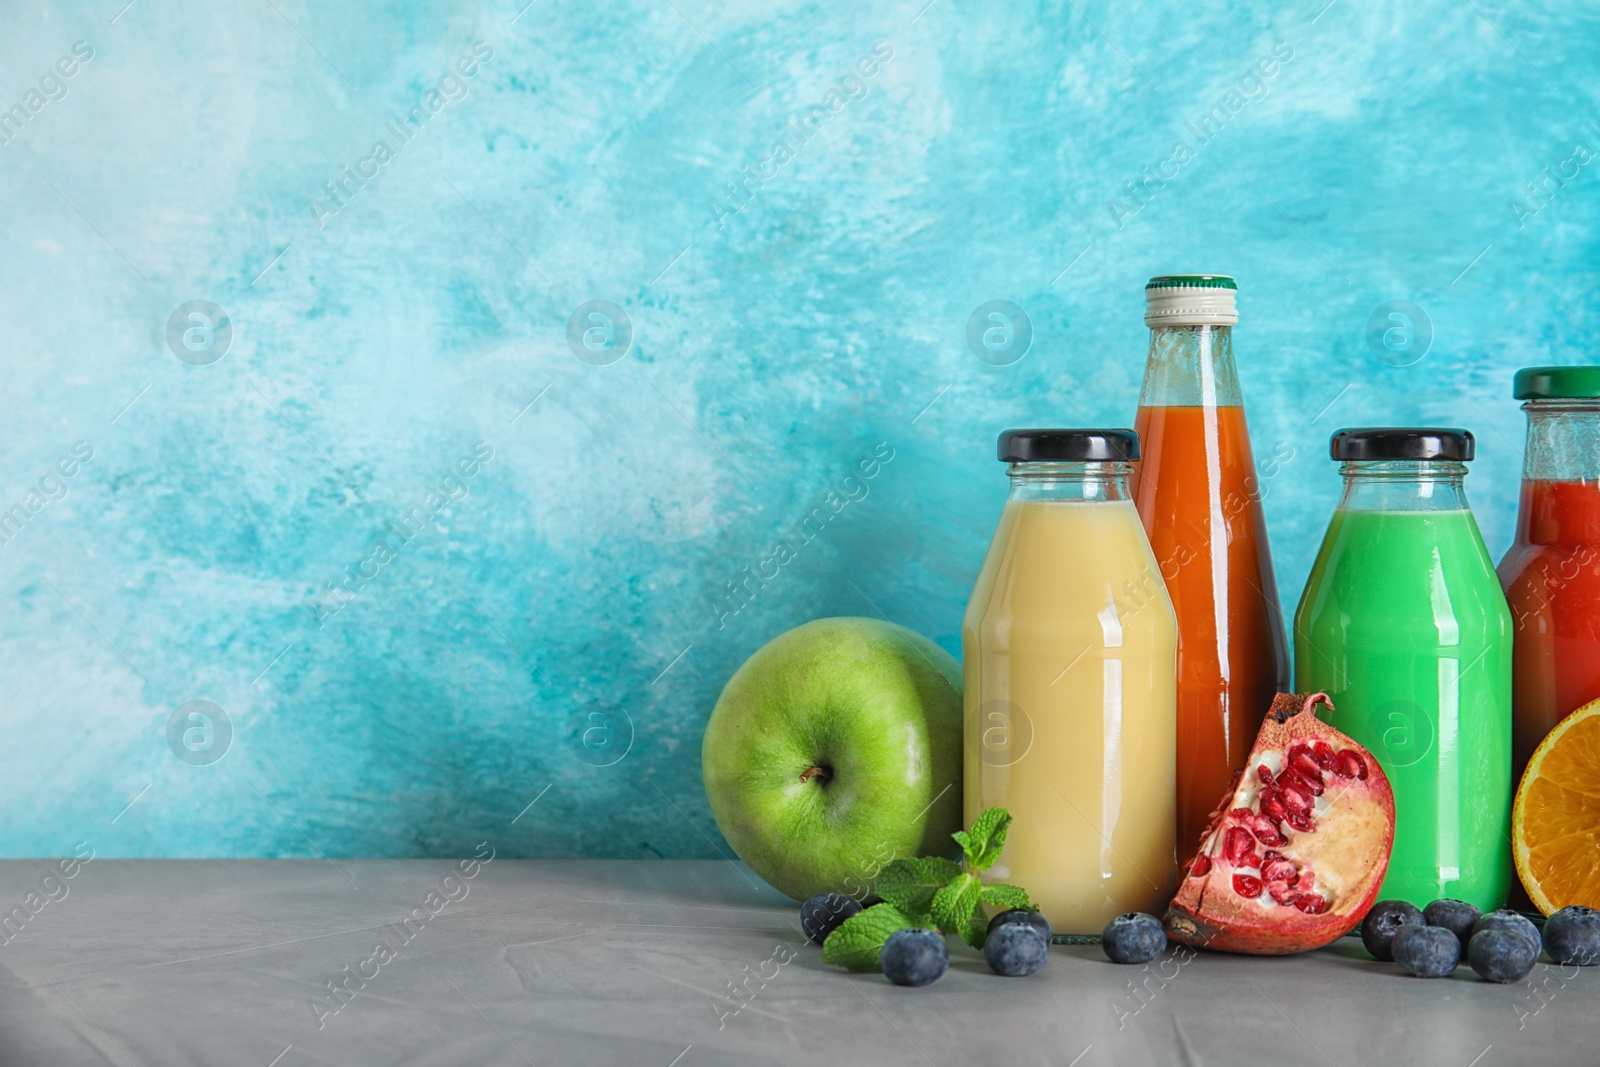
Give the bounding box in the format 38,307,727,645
1286,743,1312,765
1256,764,1275,786
1230,807,1254,822
1267,881,1300,905
1259,788,1288,822
1285,809,1314,833
1290,751,1324,784
1279,780,1313,815
1232,873,1264,898
1291,768,1325,797
1334,749,1367,780
1291,772,1319,800
1246,813,1286,847
1191,853,1212,877
1312,741,1336,769
1293,894,1327,915
1260,852,1297,882
1295,868,1314,890
1224,826,1257,866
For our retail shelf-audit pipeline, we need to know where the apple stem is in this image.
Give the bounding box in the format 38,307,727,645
799,766,832,786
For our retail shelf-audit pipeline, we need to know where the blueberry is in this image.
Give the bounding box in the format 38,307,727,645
1391,924,1461,977
985,922,1049,977
1470,909,1542,958
880,928,948,987
1423,898,1482,950
1101,912,1167,965
800,893,862,945
1468,928,1538,983
987,908,1052,944
1360,900,1425,961
1543,905,1600,966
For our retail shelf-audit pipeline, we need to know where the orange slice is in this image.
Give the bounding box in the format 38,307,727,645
1513,697,1600,915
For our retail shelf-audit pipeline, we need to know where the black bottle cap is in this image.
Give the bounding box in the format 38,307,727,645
1329,427,1475,462
997,429,1140,463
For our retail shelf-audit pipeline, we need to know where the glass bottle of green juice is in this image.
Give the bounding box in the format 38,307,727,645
1293,428,1513,910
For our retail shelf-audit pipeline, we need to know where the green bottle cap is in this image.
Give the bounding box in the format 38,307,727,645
1144,275,1238,326
1144,275,1237,290
1513,366,1600,400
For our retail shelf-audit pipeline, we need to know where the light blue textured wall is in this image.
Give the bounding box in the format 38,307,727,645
0,1,1595,857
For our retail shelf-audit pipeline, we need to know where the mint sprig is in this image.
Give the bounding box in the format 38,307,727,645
931,872,986,949
820,807,1038,969
979,883,1034,910
953,806,1011,870
821,903,915,971
874,856,963,924
939,807,1033,949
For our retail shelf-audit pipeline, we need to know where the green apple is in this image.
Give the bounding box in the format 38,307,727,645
701,616,963,901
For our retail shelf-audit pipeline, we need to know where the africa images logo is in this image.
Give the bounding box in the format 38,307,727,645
308,42,494,229
309,442,495,626
706,41,894,229
1104,41,1293,228
0,442,94,548
0,41,94,147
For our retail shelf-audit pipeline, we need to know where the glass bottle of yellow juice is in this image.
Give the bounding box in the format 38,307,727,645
963,429,1179,935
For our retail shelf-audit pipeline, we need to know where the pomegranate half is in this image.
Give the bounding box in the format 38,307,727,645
1165,692,1395,955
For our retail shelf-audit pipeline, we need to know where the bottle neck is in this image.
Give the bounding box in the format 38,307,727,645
1007,462,1132,502
1138,325,1241,407
1522,399,1600,482
1337,461,1471,513
1515,401,1600,544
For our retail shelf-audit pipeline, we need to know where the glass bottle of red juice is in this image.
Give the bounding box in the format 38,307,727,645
1131,275,1290,861
1497,367,1600,787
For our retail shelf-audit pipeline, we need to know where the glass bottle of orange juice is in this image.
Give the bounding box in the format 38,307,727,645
963,429,1179,935
1131,275,1289,864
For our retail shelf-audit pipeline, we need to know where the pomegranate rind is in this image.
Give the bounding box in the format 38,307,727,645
1164,693,1396,955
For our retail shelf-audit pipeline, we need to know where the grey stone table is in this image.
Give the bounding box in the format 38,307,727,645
0,857,1591,1066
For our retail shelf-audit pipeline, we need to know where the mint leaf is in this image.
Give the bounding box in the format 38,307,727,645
820,809,1034,967
980,884,1036,911
821,903,915,972
874,857,963,925
955,807,1011,871
930,873,981,941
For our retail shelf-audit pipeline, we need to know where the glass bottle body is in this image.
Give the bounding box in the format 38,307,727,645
1495,399,1600,784
963,462,1178,934
1295,461,1513,910
1132,324,1289,861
